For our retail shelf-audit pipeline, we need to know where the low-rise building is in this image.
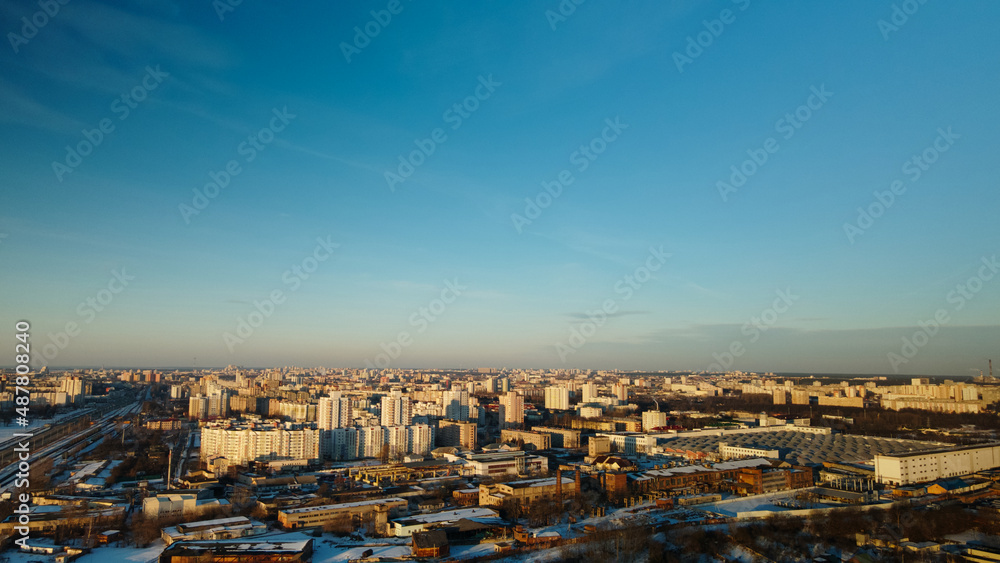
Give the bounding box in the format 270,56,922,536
390,507,498,537
718,442,780,460
532,426,581,448
161,516,267,545
142,493,230,520
596,432,656,455
412,529,449,558
479,476,577,508
277,497,407,531
158,538,313,563
735,465,813,495
464,452,547,477
501,429,551,451
875,443,1000,486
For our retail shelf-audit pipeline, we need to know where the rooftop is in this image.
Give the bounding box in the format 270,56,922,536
393,507,497,527
281,497,405,515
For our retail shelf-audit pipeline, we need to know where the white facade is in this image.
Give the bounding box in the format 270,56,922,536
385,425,409,460
642,411,668,431
500,391,524,428
188,395,209,420
142,494,229,519
544,386,570,411
407,424,434,456
318,394,352,429
381,391,413,426
596,432,656,455
718,443,780,460
465,452,547,477
875,443,1000,485
357,425,386,459
330,427,358,461
442,388,470,421
200,423,320,465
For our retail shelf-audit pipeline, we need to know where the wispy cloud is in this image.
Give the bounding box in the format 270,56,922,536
566,309,648,321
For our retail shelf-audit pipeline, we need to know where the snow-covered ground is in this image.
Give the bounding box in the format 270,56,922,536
312,544,410,562
450,542,499,559
75,541,166,563
0,415,72,443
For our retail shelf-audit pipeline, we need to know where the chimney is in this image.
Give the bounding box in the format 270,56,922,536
575,469,581,498
556,469,562,501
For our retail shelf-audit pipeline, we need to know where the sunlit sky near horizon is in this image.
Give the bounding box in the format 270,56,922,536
1,1,999,375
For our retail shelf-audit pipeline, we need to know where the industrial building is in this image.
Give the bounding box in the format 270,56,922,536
161,516,267,545
277,497,407,531
158,538,313,563
874,443,1000,485
718,442,780,460
500,429,552,451
479,474,578,508
662,431,945,466
463,451,547,477
389,507,498,537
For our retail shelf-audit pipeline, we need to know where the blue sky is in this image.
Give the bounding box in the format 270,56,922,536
1,0,998,375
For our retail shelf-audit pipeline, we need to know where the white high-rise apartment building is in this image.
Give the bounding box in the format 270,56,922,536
500,391,524,429
407,424,434,456
544,386,570,410
208,390,230,417
442,387,470,421
642,410,668,431
357,426,385,459
188,395,209,420
330,428,358,461
581,382,598,403
381,390,412,426
60,377,87,404
385,425,409,460
613,383,628,402
318,393,353,429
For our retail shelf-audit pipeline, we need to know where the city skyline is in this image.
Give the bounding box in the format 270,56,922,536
2,1,999,375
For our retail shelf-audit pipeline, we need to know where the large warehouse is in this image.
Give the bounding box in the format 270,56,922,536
662,431,946,466
874,443,1000,485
